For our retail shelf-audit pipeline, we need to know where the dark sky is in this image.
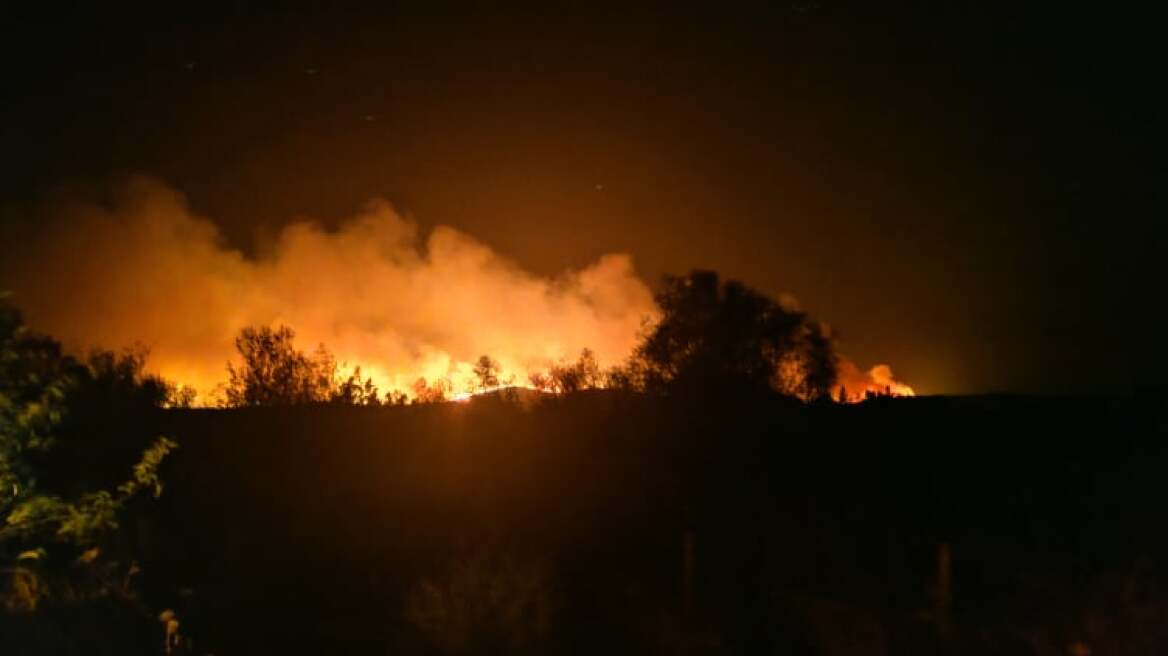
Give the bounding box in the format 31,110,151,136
2,2,1164,395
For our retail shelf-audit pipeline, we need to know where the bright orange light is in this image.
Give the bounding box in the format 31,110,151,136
6,178,917,406
836,361,916,402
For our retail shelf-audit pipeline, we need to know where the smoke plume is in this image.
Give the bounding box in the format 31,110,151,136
1,177,913,403
1,177,655,401
835,360,915,401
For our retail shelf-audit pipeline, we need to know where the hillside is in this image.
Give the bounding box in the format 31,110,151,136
89,391,1166,654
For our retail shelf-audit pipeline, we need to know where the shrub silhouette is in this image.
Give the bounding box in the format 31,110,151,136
472,355,501,392
529,348,603,394
412,376,451,404
223,325,379,406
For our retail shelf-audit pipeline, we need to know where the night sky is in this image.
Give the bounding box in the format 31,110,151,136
2,2,1164,395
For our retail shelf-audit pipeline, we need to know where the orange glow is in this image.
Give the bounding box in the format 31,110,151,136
835,360,916,402
3,177,915,405
3,178,657,404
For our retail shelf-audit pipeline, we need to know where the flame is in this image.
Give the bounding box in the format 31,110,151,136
1,177,915,404
0,177,656,403
835,360,916,402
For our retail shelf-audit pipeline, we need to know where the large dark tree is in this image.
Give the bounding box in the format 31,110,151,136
223,325,334,407
632,270,837,399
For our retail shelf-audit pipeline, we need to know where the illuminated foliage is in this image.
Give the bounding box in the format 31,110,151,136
0,300,177,611
0,303,69,510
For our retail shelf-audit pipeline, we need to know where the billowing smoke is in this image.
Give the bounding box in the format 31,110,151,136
1,176,913,404
1,177,656,402
835,360,915,401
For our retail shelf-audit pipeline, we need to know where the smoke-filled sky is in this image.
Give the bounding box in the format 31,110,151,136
0,177,660,397
1,176,917,401
1,3,1164,395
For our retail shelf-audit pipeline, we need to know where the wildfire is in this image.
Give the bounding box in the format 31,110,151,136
1,178,656,405
835,361,915,402
1,177,916,405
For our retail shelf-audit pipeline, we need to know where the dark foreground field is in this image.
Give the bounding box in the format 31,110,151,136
9,391,1168,655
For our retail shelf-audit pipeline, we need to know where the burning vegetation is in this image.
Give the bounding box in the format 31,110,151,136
211,269,912,407
1,177,913,405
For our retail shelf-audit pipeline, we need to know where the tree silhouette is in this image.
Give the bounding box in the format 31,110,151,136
384,389,409,405
224,325,333,406
632,270,837,399
223,325,381,407
774,320,838,401
552,348,601,393
331,366,381,406
529,349,602,394
472,355,500,392
66,346,203,416
412,377,451,404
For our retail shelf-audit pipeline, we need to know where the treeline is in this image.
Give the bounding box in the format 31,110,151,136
217,324,620,408
217,270,841,407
